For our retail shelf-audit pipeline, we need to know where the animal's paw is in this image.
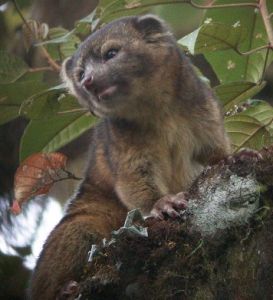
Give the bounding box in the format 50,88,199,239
150,192,187,220
225,148,263,165
57,280,79,300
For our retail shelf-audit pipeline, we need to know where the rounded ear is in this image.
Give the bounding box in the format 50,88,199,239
60,57,78,96
134,14,171,42
60,57,73,83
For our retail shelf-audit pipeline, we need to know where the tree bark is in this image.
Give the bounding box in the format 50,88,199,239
76,147,273,300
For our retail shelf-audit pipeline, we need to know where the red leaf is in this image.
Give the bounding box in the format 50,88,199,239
11,152,67,214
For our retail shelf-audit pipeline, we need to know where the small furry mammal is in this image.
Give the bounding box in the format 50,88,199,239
30,14,230,299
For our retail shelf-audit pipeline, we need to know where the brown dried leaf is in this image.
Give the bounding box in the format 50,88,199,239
11,152,67,215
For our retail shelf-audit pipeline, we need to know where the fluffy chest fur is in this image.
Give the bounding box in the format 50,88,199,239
150,115,203,195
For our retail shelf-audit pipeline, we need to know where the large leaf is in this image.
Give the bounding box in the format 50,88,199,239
20,113,97,161
95,0,187,25
224,114,270,152
0,51,28,83
20,91,61,120
20,91,82,120
39,27,81,59
178,22,247,55
42,113,97,153
240,100,273,135
75,9,99,36
71,0,197,37
202,0,273,83
0,78,48,125
38,28,76,45
214,81,265,111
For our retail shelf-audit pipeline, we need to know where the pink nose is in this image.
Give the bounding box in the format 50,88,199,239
83,75,93,90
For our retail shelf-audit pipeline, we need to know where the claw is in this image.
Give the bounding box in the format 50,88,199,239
150,193,187,220
57,280,79,300
224,148,262,165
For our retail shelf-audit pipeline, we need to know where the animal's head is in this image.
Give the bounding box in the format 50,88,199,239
61,15,179,118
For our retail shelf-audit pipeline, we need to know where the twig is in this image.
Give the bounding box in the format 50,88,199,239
12,0,61,72
40,47,61,72
29,66,54,72
236,44,270,56
12,0,31,31
259,0,273,48
189,0,258,9
102,0,258,20
62,169,82,181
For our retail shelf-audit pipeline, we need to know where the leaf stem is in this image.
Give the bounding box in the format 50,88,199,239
12,0,61,72
102,0,258,20
189,0,258,9
62,169,82,181
236,44,270,56
29,66,54,72
259,0,273,48
40,47,61,72
12,0,31,30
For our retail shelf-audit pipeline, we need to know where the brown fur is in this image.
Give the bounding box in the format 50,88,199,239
30,15,230,299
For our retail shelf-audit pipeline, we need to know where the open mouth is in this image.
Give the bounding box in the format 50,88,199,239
97,85,118,100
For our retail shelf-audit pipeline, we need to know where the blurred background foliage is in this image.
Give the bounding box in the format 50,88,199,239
0,0,273,299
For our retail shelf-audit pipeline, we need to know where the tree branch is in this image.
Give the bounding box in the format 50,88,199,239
78,147,273,299
259,0,273,48
28,66,54,72
40,47,61,72
189,0,258,9
12,0,61,72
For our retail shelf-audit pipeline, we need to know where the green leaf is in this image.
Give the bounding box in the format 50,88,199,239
202,0,273,83
240,100,273,135
75,9,99,35
178,22,247,55
20,113,97,161
0,104,18,126
39,28,81,59
20,91,82,120
20,90,60,120
96,0,157,25
56,94,83,113
0,78,48,125
214,81,265,111
16,71,44,82
38,28,76,45
42,113,97,153
224,114,270,152
0,51,28,83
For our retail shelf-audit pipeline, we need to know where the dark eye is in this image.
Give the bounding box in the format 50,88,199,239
79,70,85,81
104,49,119,61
